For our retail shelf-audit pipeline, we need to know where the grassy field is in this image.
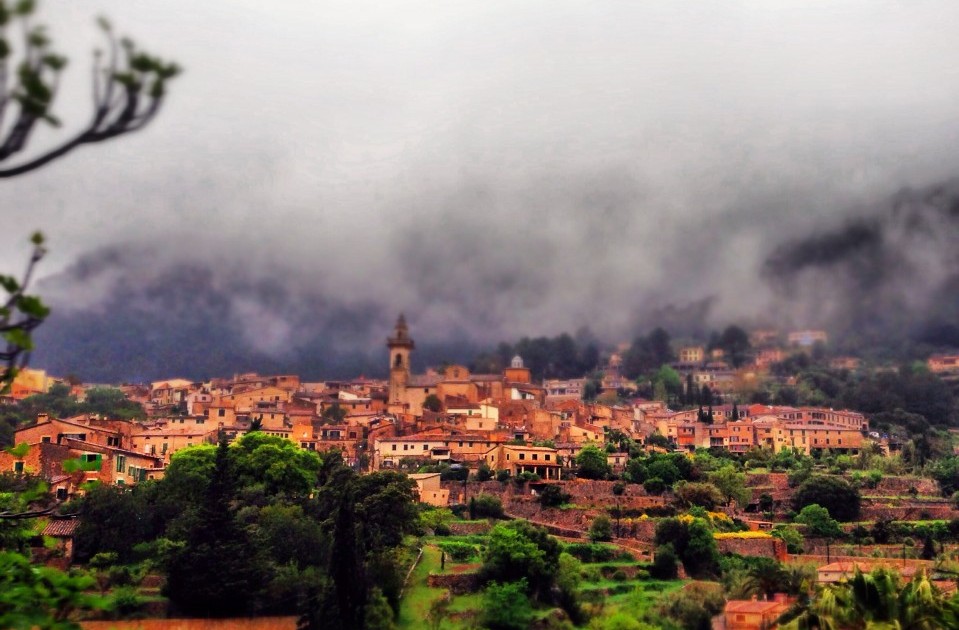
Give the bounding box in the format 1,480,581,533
398,546,449,629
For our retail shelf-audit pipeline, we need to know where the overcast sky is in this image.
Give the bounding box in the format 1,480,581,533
3,0,959,347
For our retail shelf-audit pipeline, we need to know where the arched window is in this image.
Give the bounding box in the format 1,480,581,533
394,353,403,368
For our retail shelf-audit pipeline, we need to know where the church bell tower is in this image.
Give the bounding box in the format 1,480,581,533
387,314,414,404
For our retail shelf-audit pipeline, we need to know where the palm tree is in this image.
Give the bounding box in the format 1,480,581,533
781,568,959,630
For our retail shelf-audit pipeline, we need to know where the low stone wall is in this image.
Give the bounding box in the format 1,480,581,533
449,521,491,535
427,572,482,595
872,476,938,496
716,537,786,560
859,502,958,522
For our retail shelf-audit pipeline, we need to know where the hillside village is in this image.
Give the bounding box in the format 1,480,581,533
4,316,959,629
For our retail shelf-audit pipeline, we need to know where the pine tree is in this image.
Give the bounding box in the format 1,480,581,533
165,437,263,616
731,402,739,421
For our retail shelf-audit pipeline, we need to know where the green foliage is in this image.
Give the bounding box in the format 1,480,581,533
782,567,959,629
771,525,805,554
708,465,751,508
795,504,843,539
538,484,572,508
472,333,600,380
476,463,494,482
625,458,647,484
650,544,678,580
622,328,674,381
0,550,107,629
363,587,397,630
589,515,613,542
481,521,562,601
472,493,504,518
481,579,533,630
576,444,611,480
654,517,720,578
438,541,476,562
419,507,455,533
653,581,725,630
672,481,724,510
563,543,619,563
422,394,442,413
0,473,49,552
791,475,861,522
643,477,666,495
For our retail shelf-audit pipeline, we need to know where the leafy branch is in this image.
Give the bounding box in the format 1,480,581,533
0,0,180,177
0,231,48,393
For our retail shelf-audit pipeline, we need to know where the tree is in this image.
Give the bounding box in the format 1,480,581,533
321,403,347,424
575,444,611,479
715,325,751,367
782,567,959,630
422,394,442,413
792,475,861,522
771,525,804,554
589,515,613,542
795,504,842,539
537,484,571,508
481,580,532,630
0,1,178,390
650,544,679,580
480,521,561,601
654,517,719,578
673,481,724,510
708,465,750,508
165,438,264,617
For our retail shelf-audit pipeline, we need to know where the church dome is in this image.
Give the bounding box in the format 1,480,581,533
511,355,524,369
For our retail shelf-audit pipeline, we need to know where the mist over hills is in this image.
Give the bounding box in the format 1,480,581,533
28,178,959,383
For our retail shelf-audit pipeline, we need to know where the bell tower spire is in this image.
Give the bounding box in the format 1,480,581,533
387,314,414,403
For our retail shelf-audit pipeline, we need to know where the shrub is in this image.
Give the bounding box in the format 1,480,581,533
650,544,678,579
439,541,476,562
538,484,571,508
791,475,861,522
611,569,628,582
110,586,145,619
589,515,613,542
564,543,616,563
476,463,494,482
496,470,510,483
643,477,666,495
771,525,804,554
473,493,504,519
612,481,626,496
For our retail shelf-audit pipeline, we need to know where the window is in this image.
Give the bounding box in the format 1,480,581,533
14,461,24,473
218,409,226,417
56,487,67,500
196,418,205,424
519,453,525,460
116,455,126,473
392,445,397,451
532,454,538,460
41,436,50,443
545,455,551,461
458,442,464,447
422,444,428,450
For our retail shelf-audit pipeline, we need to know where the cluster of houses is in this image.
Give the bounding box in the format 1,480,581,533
2,317,877,504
